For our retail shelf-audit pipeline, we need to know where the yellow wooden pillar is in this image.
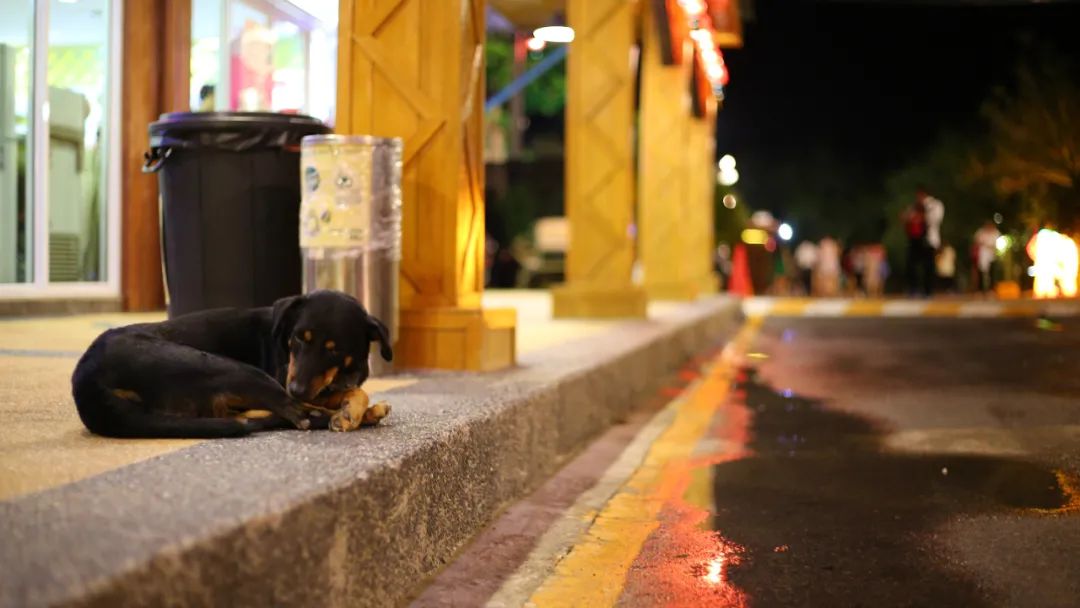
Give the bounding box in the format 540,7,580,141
337,0,515,371
638,2,701,301
551,0,648,318
689,102,720,294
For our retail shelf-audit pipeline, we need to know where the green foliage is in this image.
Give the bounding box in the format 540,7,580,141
972,52,1080,233
485,37,566,117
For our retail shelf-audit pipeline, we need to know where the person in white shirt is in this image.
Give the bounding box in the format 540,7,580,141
920,188,945,251
816,237,841,296
794,240,819,296
936,242,957,293
973,220,1001,294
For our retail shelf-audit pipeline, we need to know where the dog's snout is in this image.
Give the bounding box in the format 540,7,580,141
287,381,307,398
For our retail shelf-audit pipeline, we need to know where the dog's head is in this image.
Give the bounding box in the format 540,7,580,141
271,291,393,401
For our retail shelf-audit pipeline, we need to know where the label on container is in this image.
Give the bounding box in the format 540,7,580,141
299,141,402,252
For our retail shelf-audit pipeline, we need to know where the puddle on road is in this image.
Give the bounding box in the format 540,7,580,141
621,366,1077,607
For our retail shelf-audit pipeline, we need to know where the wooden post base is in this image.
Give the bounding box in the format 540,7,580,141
645,279,703,301
698,273,720,296
397,307,517,371
551,284,648,319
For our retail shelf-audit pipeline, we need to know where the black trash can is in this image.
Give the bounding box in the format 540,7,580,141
145,112,329,317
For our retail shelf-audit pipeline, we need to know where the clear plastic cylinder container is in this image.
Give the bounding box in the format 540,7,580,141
299,135,403,376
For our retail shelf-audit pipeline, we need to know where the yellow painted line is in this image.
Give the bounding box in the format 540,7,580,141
766,298,811,316
844,300,885,316
1050,470,1080,514
922,301,962,316
528,319,761,607
747,297,1080,318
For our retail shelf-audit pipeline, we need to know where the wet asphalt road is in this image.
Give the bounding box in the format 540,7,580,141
622,317,1080,607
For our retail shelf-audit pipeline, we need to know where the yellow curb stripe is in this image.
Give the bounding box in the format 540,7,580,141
528,319,761,608
746,297,1080,318
922,301,962,316
768,298,811,316
844,300,885,316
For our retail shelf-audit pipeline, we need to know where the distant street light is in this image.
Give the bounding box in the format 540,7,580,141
722,194,737,209
778,223,793,242
995,234,1011,254
717,167,739,186
718,154,736,172
533,26,575,43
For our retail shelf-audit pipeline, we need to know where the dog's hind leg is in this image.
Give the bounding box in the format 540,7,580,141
74,334,314,437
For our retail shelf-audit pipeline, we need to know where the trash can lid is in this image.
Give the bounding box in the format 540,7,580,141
149,111,328,135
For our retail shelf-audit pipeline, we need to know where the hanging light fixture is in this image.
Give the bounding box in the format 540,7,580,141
533,25,575,43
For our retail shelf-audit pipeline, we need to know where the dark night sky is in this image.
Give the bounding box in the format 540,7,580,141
716,0,1080,210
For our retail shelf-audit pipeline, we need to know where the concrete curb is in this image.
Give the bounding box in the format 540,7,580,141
0,297,742,608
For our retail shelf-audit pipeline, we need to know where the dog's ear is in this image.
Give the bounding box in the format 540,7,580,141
271,295,306,349
366,314,393,362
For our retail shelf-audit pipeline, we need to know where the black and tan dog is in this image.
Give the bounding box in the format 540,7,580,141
72,290,392,438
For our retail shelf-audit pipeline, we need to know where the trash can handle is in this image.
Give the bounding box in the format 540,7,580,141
142,148,172,173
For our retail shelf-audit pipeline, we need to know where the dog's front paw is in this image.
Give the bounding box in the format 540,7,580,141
329,389,369,432
361,401,391,426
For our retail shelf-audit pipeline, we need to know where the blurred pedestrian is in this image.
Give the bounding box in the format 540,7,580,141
794,240,818,296
921,187,945,252
862,243,886,298
974,220,1001,295
815,236,841,296
901,197,927,295
902,186,943,297
936,241,957,293
714,244,732,289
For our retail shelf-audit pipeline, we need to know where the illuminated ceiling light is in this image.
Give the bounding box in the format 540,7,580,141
525,37,546,51
722,194,737,209
718,154,736,172
778,223,794,242
678,0,707,17
741,229,769,246
533,26,575,43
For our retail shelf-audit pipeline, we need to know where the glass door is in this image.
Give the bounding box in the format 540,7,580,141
0,1,34,284
0,0,118,296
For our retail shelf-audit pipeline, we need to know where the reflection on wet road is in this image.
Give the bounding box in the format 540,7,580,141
617,318,1080,607
433,317,1080,607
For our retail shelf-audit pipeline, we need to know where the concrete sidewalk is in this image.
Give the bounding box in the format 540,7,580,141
0,289,741,607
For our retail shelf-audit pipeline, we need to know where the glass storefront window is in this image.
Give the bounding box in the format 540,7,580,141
0,0,117,292
190,0,337,124
0,1,34,284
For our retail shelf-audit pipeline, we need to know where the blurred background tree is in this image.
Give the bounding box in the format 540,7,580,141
971,52,1080,234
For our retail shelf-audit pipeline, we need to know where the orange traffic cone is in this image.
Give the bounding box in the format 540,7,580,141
729,244,754,296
